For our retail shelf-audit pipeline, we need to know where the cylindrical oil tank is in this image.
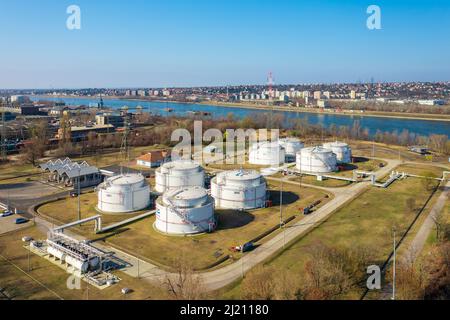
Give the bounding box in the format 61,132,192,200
278,138,304,162
65,255,89,273
155,186,215,235
155,160,204,193
249,141,285,165
211,170,266,209
97,174,151,213
47,246,66,262
322,141,352,163
296,146,337,173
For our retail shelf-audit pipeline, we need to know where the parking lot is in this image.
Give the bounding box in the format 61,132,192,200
0,180,63,202
0,213,31,235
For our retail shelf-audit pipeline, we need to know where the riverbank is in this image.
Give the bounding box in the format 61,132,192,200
201,101,450,122
35,94,450,122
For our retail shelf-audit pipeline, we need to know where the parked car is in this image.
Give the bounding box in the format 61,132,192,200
15,218,29,224
70,191,79,197
0,210,13,217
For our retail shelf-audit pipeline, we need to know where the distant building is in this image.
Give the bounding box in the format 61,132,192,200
317,99,331,108
279,94,289,103
323,91,331,99
136,150,168,168
3,103,47,116
95,113,124,128
0,112,16,121
313,91,322,100
56,124,115,141
350,90,357,99
10,95,27,104
417,99,446,106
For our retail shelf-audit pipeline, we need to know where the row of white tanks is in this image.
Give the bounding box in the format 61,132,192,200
95,140,350,234
296,142,352,173
247,138,351,173
154,160,267,235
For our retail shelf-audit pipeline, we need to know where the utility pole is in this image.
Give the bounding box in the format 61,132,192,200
77,167,81,222
392,227,396,300
27,245,31,271
137,258,140,279
1,98,7,162
279,175,283,228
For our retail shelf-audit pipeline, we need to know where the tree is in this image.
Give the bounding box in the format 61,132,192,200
420,171,438,192
163,256,204,300
20,120,48,166
241,265,276,300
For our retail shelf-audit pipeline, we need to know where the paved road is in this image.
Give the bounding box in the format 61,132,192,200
405,180,449,260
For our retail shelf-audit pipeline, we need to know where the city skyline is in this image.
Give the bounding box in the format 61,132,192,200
1,0,450,89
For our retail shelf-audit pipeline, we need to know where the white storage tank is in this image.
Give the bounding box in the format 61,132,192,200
97,173,151,213
296,146,337,173
211,170,267,210
278,138,304,162
323,141,352,163
155,186,215,235
249,141,285,166
155,160,204,193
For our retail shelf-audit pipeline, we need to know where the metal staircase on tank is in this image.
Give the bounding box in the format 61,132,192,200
311,147,335,172
164,192,200,231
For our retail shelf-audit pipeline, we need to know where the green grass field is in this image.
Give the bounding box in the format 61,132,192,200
221,164,443,299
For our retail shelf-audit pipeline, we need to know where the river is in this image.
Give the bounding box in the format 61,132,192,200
31,96,450,138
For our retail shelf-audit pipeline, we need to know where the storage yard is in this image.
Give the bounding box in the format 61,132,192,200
0,138,448,299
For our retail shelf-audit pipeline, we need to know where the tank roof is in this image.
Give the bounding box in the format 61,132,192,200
302,146,333,154
219,169,261,181
323,141,349,148
107,173,145,185
165,186,207,200
162,160,201,171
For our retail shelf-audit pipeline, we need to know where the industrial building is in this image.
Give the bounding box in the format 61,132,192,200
278,138,304,162
249,141,285,166
95,113,125,128
296,146,337,173
56,124,115,142
46,231,109,276
97,173,151,214
322,141,352,163
155,160,205,193
40,158,102,188
155,186,216,235
211,170,267,210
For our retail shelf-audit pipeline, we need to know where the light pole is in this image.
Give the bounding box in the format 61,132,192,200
392,227,396,300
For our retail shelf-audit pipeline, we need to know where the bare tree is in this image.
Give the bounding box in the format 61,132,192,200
163,257,205,300
241,265,276,300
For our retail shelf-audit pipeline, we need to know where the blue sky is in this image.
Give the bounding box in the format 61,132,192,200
0,0,449,88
